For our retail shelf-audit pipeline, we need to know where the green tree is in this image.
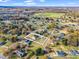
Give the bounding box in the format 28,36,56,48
62,38,68,46
35,48,44,56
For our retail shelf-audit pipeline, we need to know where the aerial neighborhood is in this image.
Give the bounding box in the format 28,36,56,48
0,7,79,59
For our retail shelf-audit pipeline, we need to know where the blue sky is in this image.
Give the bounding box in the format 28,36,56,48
0,0,79,6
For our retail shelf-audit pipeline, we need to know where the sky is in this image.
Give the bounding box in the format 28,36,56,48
0,0,79,6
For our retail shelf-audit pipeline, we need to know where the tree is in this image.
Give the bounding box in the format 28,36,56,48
11,37,17,42
47,22,55,29
66,30,79,46
62,38,68,46
35,48,44,56
0,18,3,21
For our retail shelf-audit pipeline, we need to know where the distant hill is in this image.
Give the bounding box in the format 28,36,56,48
0,6,31,8
0,6,79,8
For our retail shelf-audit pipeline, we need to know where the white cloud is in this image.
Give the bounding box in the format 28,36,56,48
26,2,36,5
24,0,36,5
24,0,33,3
67,2,76,5
40,0,45,2
0,0,9,2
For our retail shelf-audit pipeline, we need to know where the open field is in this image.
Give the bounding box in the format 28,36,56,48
52,56,79,59
34,13,65,18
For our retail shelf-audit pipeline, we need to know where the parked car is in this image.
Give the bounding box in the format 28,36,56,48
0,42,6,46
57,50,67,56
70,50,79,56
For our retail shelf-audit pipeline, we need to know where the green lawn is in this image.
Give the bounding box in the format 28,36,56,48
0,38,4,42
34,13,64,18
30,42,43,51
5,42,12,46
53,56,79,59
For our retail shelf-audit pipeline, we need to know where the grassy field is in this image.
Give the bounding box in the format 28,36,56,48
52,56,79,59
30,42,43,51
34,13,65,18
